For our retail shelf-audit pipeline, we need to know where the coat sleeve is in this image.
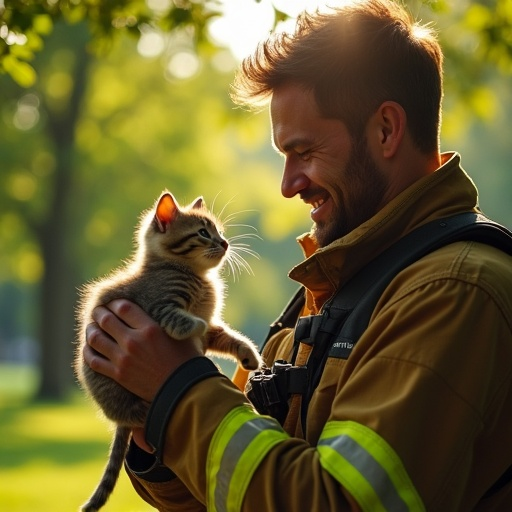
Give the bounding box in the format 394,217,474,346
137,372,357,511
125,440,206,511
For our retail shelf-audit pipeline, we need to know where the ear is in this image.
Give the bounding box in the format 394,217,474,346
372,101,406,159
155,192,179,233
191,196,205,210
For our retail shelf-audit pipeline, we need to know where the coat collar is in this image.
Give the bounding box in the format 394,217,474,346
288,152,479,312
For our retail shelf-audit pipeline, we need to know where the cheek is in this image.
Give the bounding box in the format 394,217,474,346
311,160,345,201
330,185,348,214
310,140,351,187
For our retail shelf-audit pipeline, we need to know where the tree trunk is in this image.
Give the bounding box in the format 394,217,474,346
35,23,91,400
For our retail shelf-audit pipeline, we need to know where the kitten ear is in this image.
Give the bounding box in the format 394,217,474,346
155,193,179,233
191,197,205,210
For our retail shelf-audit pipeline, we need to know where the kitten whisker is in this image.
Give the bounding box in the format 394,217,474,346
230,244,260,260
221,209,257,225
215,195,238,223
210,191,223,216
224,255,238,280
227,247,256,277
228,233,262,243
227,226,261,234
225,222,259,230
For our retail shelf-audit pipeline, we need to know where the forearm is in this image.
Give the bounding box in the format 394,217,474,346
142,358,354,511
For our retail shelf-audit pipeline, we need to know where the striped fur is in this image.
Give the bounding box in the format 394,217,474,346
75,191,261,511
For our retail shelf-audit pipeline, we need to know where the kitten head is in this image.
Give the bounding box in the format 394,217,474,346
138,191,228,273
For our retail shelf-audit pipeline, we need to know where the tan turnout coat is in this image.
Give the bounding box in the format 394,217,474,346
127,153,512,511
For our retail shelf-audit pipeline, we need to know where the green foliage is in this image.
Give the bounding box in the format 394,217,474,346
69,35,303,337
1,0,511,400
0,0,224,86
1,0,512,88
463,0,512,74
0,24,303,372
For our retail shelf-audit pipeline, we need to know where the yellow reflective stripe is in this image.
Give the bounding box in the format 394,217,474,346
207,405,288,512
318,421,425,512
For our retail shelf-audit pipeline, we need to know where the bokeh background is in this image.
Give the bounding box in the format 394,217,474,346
1,0,511,510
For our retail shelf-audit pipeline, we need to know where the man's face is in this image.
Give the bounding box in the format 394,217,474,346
271,83,389,247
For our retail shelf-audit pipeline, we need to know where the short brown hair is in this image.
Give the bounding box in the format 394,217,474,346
231,0,443,153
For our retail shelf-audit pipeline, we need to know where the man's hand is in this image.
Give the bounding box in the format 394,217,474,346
84,299,204,403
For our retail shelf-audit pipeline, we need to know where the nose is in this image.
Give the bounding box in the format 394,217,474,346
281,158,311,198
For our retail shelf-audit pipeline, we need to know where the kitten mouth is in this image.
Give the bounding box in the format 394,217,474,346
208,247,227,260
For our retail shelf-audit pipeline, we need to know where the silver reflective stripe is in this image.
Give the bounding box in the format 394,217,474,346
215,418,283,512
318,435,409,512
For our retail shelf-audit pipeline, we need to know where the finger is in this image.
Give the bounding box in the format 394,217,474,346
132,428,155,454
106,299,152,329
83,342,115,378
86,321,119,361
92,304,132,341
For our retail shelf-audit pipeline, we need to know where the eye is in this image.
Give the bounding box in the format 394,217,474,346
198,228,211,239
296,149,311,161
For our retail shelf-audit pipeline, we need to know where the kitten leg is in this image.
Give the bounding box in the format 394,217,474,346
159,309,208,340
206,324,262,370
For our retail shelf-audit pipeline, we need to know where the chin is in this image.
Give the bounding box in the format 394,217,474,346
311,222,345,248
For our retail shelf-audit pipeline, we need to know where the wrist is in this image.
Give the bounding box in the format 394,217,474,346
145,356,225,462
125,439,176,482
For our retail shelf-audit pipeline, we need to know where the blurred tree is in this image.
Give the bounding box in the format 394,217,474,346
1,1,511,88
1,22,92,398
0,16,304,399
0,0,224,87
0,0,511,400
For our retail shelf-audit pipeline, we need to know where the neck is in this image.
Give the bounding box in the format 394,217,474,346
378,144,441,211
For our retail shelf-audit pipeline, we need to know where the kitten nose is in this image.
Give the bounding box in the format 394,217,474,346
221,240,229,250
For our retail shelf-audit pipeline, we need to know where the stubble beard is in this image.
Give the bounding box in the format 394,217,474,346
312,137,388,248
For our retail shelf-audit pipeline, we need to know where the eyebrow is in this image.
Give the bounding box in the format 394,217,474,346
273,136,313,155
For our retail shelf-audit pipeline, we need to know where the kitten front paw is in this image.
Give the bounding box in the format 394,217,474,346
237,344,263,370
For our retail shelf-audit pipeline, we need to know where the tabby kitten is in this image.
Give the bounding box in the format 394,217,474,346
75,191,262,512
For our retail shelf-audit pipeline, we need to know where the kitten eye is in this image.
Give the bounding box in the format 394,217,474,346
198,228,211,239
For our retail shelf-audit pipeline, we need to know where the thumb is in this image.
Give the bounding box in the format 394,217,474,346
132,427,155,454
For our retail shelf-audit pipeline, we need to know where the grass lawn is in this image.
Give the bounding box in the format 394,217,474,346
0,364,154,511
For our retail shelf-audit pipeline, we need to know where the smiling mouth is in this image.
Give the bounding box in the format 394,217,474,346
311,198,325,210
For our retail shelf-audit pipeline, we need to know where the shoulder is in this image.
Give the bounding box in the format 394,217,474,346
389,240,512,297
377,240,512,331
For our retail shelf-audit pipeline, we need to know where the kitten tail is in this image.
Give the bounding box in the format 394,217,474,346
80,426,131,512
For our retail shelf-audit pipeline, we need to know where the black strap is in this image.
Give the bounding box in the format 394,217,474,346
263,213,512,464
482,464,512,499
295,212,512,498
261,286,305,355
145,356,222,462
261,212,512,498
303,212,512,408
329,212,512,352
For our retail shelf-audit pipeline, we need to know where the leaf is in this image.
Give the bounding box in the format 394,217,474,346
25,30,44,52
9,43,34,60
469,86,497,120
33,14,54,36
2,53,37,87
464,4,492,31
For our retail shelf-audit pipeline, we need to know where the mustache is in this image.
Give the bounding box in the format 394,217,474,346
299,188,328,203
